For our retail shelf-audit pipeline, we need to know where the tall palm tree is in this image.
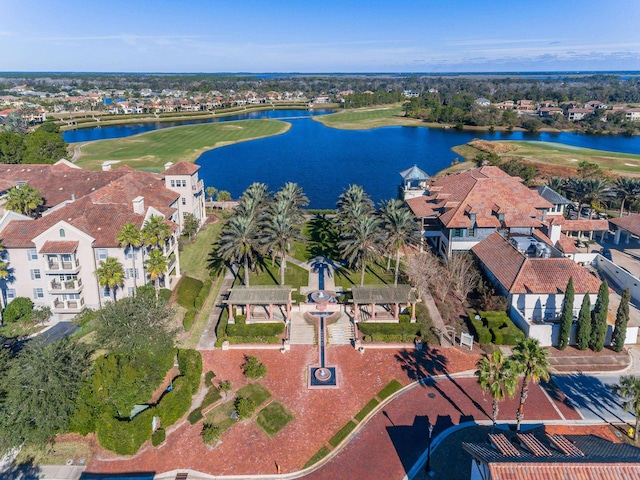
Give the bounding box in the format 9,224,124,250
615,177,640,217
546,177,566,197
476,350,518,429
237,182,270,220
144,248,168,301
612,375,640,441
379,199,419,287
336,184,374,229
217,214,262,286
117,222,142,291
511,338,550,431
94,257,125,302
0,242,10,310
6,185,44,218
141,215,171,251
338,213,382,287
274,182,309,222
262,210,305,285
582,178,610,218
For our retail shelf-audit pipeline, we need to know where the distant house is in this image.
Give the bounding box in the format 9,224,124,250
568,108,594,121
493,101,515,110
585,100,607,109
539,107,563,118
403,90,420,98
475,98,490,107
625,108,640,121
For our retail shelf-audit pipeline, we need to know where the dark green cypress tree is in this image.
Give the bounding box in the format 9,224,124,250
590,280,609,352
557,277,574,350
611,288,631,353
575,294,591,351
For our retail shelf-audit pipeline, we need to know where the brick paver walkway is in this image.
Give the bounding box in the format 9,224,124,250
84,345,577,479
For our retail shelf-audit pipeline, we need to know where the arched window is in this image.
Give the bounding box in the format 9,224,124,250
59,228,66,237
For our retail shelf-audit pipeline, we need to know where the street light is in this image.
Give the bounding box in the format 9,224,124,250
425,422,434,476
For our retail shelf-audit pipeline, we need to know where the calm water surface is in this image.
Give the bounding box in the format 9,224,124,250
64,111,640,209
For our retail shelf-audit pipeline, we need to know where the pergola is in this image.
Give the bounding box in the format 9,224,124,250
226,285,293,323
351,284,419,322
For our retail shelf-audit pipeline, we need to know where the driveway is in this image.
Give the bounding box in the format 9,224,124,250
38,321,78,346
550,373,635,424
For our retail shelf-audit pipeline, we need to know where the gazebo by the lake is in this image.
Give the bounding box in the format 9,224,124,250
226,285,294,324
351,284,419,323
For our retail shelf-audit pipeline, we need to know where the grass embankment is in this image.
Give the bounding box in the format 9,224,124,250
72,119,290,172
314,105,425,130
446,140,640,177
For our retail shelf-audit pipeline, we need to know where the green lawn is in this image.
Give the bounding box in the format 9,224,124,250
328,420,357,448
256,401,295,436
203,399,237,433
180,220,224,281
236,382,272,408
333,261,396,289
236,260,309,303
303,446,331,469
73,119,290,171
314,105,424,130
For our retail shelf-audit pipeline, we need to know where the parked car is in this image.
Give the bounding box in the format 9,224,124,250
580,206,591,217
600,248,613,261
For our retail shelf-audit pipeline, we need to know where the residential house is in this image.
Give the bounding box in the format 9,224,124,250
585,100,607,109
624,108,640,121
0,160,206,320
475,98,491,107
539,107,563,118
568,108,594,121
405,166,553,258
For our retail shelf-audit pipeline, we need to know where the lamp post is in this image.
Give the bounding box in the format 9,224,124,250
425,423,434,476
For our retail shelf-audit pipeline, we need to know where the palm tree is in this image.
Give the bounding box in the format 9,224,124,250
274,182,309,222
237,182,270,220
94,257,125,302
144,248,168,301
141,215,171,251
336,184,374,229
117,222,142,291
217,214,262,286
379,199,419,287
612,375,640,441
338,213,382,287
615,177,640,217
476,350,518,429
6,185,44,218
582,178,610,218
546,177,566,197
262,210,305,285
511,338,550,431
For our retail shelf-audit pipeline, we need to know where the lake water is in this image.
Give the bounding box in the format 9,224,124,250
63,111,640,209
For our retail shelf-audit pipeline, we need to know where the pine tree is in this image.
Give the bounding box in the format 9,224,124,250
558,277,574,350
612,288,631,353
575,294,591,351
590,280,609,352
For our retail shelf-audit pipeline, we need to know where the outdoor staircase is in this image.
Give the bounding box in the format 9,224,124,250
327,315,355,345
289,316,317,345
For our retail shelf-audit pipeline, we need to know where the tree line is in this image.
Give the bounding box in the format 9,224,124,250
0,116,68,164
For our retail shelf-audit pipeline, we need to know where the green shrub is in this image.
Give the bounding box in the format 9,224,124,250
201,386,222,409
469,314,492,344
96,409,153,455
328,421,357,448
226,322,285,337
151,428,165,446
188,407,203,425
377,379,403,400
182,309,196,331
194,279,212,311
201,422,222,444
242,355,267,379
176,276,204,310
160,288,172,302
155,376,193,426
470,311,524,345
178,349,203,394
219,380,232,393
224,335,282,345
234,396,257,419
3,297,34,324
357,322,421,338
215,309,229,348
205,370,216,385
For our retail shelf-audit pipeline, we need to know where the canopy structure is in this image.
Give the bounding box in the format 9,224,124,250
399,165,430,182
226,285,293,323
351,284,419,322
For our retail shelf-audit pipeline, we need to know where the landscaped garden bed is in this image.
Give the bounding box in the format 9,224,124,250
468,310,525,345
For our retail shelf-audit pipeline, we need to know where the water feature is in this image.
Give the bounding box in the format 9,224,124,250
64,109,640,209
309,312,337,388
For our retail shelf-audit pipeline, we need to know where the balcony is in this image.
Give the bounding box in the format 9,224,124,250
45,259,80,274
51,297,85,313
192,179,204,193
48,278,83,293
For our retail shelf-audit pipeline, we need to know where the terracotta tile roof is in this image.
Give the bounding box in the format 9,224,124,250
0,178,16,192
163,161,200,176
552,218,609,232
556,233,579,254
471,233,525,291
610,214,640,237
488,463,640,480
88,168,178,207
471,233,601,294
406,166,551,229
39,240,79,253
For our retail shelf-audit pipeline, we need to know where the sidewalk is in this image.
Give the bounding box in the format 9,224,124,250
197,265,236,350
547,345,634,374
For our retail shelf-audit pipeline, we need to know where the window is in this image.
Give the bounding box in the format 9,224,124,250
128,287,135,297
6,289,16,300
59,228,65,237
125,268,139,279
125,249,137,260
452,228,465,238
467,228,476,238
28,249,38,261
181,197,186,206
100,287,110,298
97,249,108,261
170,180,176,187
33,288,44,299
181,180,187,187
30,269,41,280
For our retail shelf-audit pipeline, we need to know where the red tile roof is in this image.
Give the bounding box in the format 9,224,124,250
406,166,551,229
164,161,200,176
551,217,609,232
610,214,640,237
489,463,640,480
556,233,579,254
472,233,601,294
39,240,79,253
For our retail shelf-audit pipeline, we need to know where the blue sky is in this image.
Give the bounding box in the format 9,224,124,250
3,0,640,73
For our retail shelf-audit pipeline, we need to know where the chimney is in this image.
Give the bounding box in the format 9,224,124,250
164,162,173,171
132,196,144,214
71,193,76,201
549,223,561,245
102,161,111,171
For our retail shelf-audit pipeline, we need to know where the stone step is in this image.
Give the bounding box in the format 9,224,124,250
289,320,317,345
328,318,355,345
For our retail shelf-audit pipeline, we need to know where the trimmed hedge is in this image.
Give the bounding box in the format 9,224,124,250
188,407,203,425
182,309,196,331
469,310,525,345
194,279,212,311
96,409,154,456
227,322,285,337
358,322,423,343
151,428,165,446
176,276,203,310
178,349,203,394
205,370,216,385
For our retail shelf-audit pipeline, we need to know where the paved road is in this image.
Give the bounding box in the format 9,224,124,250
38,321,78,345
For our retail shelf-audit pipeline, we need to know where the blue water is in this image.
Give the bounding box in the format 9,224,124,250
64,110,640,209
